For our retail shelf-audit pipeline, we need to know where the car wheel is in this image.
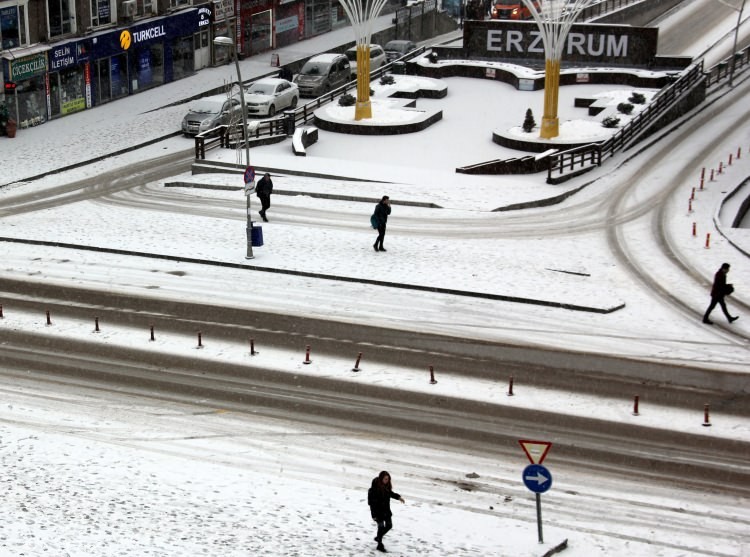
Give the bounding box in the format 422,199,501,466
268,105,276,117
290,96,298,108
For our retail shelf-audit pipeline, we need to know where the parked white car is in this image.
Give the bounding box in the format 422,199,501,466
345,44,387,77
244,77,299,117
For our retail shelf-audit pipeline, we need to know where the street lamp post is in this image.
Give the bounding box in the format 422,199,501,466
729,0,747,87
214,35,253,259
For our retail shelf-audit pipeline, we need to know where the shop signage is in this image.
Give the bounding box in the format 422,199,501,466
198,5,213,27
49,44,77,71
10,53,47,81
464,20,659,67
276,15,298,34
213,0,234,20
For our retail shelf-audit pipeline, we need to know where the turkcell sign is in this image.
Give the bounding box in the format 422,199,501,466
464,20,659,67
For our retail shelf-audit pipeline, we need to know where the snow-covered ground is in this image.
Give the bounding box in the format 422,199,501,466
0,4,749,557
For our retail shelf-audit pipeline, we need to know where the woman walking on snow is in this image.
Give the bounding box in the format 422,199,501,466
368,470,405,552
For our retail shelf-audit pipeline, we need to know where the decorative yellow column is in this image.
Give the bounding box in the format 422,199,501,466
540,58,560,139
354,44,372,121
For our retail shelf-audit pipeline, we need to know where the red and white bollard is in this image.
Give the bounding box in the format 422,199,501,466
94,317,100,333
691,187,695,200
702,404,712,427
0,304,4,319
728,153,733,166
710,168,715,181
705,233,711,249
249,338,257,356
737,147,742,159
699,177,704,190
303,344,312,364
352,352,362,372
700,167,705,181
688,199,693,213
150,324,155,342
196,331,203,349
718,161,724,174
429,365,437,384
507,375,514,396
632,395,640,416
692,222,697,237
46,310,51,326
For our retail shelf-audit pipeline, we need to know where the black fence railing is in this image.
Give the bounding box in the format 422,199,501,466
194,46,429,160
548,41,750,183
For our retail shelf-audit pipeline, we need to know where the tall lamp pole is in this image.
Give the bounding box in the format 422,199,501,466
214,35,253,259
729,0,747,87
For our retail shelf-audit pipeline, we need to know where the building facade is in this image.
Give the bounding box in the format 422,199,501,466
0,0,320,129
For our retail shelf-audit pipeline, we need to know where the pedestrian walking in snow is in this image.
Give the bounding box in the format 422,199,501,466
372,196,391,252
703,262,739,324
368,470,405,553
256,173,273,222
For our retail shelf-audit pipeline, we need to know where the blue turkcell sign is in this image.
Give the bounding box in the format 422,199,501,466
523,464,552,494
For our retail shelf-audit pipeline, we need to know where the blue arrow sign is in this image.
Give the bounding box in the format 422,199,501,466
523,464,552,493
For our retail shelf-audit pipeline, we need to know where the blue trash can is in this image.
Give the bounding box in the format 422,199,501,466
250,225,264,247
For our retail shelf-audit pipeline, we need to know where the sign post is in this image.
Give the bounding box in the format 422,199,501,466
243,165,256,259
519,440,553,544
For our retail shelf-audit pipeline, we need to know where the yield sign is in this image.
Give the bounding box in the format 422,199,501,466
519,439,552,464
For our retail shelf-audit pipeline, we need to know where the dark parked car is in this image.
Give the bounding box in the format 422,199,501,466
384,40,418,62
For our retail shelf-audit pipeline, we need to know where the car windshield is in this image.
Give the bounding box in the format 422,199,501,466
300,61,330,75
345,50,357,62
248,83,275,95
188,100,222,114
386,43,408,54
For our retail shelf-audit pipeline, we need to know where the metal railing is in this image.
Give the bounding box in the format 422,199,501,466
194,47,429,160
548,40,750,183
547,63,706,183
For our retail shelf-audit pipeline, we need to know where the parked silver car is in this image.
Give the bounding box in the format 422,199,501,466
293,53,351,98
384,40,418,62
345,44,387,77
181,94,243,136
245,77,299,117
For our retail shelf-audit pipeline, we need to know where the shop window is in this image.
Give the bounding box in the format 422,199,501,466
171,36,194,80
90,0,113,27
1,1,29,49
48,0,74,37
170,0,192,7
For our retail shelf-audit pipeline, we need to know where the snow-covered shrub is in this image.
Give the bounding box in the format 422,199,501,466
380,75,395,86
602,116,620,128
617,102,634,115
522,108,536,133
338,94,356,107
629,92,646,104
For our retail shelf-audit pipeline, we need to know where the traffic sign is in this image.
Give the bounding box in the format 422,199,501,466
244,180,255,195
523,464,552,493
519,439,552,464
243,165,255,184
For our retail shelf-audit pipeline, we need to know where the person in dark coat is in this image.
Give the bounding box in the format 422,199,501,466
256,173,273,222
373,196,391,252
368,470,405,553
703,262,738,324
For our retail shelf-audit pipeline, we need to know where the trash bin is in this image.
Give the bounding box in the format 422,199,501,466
250,225,264,247
392,61,405,75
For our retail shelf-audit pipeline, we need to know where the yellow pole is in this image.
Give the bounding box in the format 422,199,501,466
540,58,560,139
354,44,372,120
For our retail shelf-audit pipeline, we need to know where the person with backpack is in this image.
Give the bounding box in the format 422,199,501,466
368,470,405,552
256,172,273,222
372,196,391,252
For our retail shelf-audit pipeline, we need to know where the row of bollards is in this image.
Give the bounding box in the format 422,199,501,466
631,394,712,426
2,307,720,426
691,146,746,247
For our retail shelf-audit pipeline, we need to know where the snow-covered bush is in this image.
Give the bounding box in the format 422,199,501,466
629,92,646,104
338,94,356,107
617,102,634,115
380,75,395,86
602,116,620,128
522,108,536,133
